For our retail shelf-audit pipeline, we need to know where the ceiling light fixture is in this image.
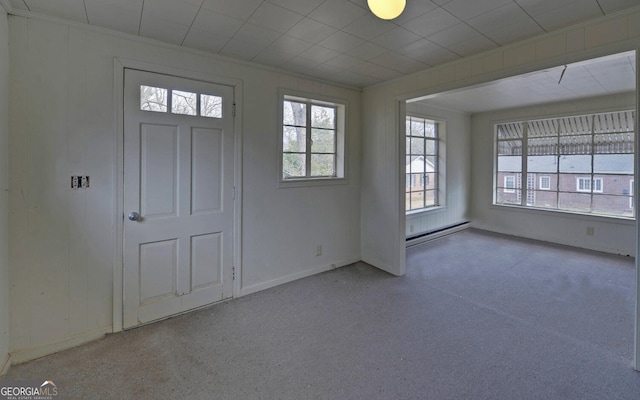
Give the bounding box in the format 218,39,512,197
367,0,406,20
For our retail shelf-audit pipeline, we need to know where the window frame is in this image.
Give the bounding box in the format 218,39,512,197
278,90,347,188
576,177,603,193
539,176,551,190
493,109,634,218
139,84,223,118
405,115,443,213
504,175,516,193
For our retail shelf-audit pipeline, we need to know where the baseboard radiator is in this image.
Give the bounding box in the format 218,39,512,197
406,221,470,247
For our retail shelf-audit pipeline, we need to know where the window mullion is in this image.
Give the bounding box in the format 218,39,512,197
556,120,560,210
590,115,595,211
522,122,528,206
306,102,312,177
434,124,439,206
422,119,426,209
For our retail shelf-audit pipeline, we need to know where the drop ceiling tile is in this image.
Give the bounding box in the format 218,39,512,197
342,13,395,40
370,52,427,74
517,0,603,31
248,2,304,33
308,0,368,29
468,3,544,46
233,23,282,47
417,46,461,65
139,14,190,45
448,35,499,57
598,0,640,14
143,0,199,25
182,28,230,53
283,56,322,75
346,42,388,61
84,0,143,35
25,0,87,23
219,39,266,61
404,7,462,37
347,0,367,9
299,45,341,63
323,53,361,69
426,23,480,47
319,31,365,52
252,49,294,68
337,72,379,88
201,0,263,20
372,26,421,50
369,51,405,68
311,62,345,76
286,18,338,43
8,1,28,11
355,62,403,81
392,0,439,24
267,0,326,15
432,0,454,5
442,0,513,21
397,39,441,60
267,35,314,56
190,8,244,37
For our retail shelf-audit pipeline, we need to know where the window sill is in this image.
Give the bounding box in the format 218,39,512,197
279,177,348,189
491,203,635,223
406,205,446,217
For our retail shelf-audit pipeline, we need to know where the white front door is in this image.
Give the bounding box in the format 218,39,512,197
123,69,234,328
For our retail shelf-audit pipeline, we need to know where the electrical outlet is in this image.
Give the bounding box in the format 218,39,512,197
316,245,322,256
71,176,90,189
586,226,594,236
410,224,414,233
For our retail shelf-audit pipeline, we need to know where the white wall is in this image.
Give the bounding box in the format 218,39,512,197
471,92,636,256
405,102,470,237
0,7,10,375
361,7,640,276
8,15,361,362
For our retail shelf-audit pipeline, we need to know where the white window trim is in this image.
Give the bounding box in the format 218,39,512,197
278,89,347,188
593,178,603,193
504,176,516,193
405,115,443,213
631,179,635,209
576,177,590,192
539,176,550,190
577,177,603,193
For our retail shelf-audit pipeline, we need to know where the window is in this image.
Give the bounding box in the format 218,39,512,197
406,116,441,212
540,176,550,190
139,85,222,118
504,176,516,193
577,177,603,193
280,93,346,183
495,110,635,218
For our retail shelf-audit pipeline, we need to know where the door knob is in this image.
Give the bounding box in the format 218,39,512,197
128,212,141,221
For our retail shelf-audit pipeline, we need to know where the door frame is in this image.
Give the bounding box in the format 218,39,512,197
112,58,243,333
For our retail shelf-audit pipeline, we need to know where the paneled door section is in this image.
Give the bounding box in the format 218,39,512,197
123,69,234,328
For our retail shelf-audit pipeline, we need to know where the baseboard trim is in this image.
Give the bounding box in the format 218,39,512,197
9,327,112,365
0,353,9,376
406,221,470,247
239,258,359,297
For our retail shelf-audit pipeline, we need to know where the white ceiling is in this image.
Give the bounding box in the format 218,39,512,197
3,0,640,88
411,50,637,113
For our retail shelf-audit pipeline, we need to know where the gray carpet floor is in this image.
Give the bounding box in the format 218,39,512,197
2,229,640,399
